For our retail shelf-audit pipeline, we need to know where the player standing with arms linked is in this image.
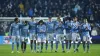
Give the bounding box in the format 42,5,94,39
71,17,80,53
46,17,55,52
28,17,37,52
64,17,72,52
37,20,46,52
9,18,20,53
81,19,91,53
20,21,29,53
55,17,65,52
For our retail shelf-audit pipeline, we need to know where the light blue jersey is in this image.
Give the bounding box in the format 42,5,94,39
20,24,29,37
37,24,46,34
28,21,36,34
71,21,80,33
9,22,21,36
81,23,91,36
37,24,46,40
55,21,64,34
46,21,55,33
64,20,71,33
82,23,91,52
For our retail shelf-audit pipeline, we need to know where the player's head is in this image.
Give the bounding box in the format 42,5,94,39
57,16,61,22
74,17,78,22
48,16,52,21
67,17,71,21
84,19,88,23
39,20,44,25
24,21,28,25
31,17,34,21
14,17,19,23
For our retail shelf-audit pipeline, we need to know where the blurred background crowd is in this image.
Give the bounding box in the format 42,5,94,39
0,0,100,21
0,0,100,36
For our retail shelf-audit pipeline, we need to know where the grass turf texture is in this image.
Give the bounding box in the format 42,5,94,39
0,44,100,56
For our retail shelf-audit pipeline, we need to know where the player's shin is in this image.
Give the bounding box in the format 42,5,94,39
37,42,40,52
24,42,27,52
41,42,43,52
73,41,75,49
73,41,77,52
30,40,33,51
76,41,80,52
69,40,71,49
83,41,86,52
68,41,70,51
12,42,14,51
55,41,59,52
77,41,80,48
87,41,90,52
34,40,36,52
51,41,53,51
65,40,68,50
16,41,19,51
62,41,65,52
46,40,48,51
21,42,23,51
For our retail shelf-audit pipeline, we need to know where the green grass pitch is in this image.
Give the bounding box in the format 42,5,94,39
0,44,100,56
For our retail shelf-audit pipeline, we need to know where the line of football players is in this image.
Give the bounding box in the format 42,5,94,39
9,17,91,53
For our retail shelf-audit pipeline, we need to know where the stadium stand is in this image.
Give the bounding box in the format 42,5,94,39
0,0,100,36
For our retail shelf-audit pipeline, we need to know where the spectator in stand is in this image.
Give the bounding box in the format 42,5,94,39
73,4,81,14
28,8,34,17
25,0,30,13
88,8,92,15
18,2,24,13
0,0,99,18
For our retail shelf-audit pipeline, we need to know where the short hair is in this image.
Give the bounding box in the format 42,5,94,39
31,16,34,19
38,20,44,24
14,17,18,22
74,16,77,19
25,21,28,23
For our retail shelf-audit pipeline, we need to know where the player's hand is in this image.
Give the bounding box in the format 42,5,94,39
86,27,88,30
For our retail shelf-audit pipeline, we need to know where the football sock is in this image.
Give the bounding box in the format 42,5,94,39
12,42,14,51
56,41,59,51
62,41,64,51
41,42,43,51
30,40,33,51
83,41,86,51
51,41,53,50
16,42,19,51
34,40,36,51
46,41,48,50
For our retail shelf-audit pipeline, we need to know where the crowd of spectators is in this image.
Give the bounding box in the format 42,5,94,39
0,0,100,22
